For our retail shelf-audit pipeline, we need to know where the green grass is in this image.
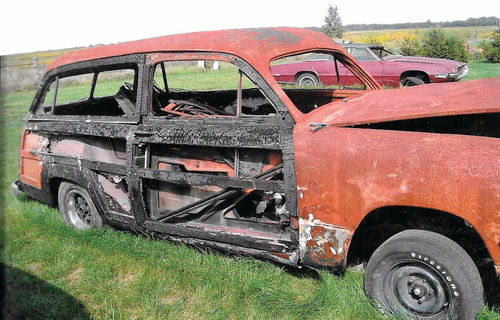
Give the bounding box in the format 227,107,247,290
464,60,500,80
1,63,500,319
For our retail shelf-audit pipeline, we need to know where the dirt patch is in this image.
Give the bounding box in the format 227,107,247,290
27,262,42,274
118,272,136,284
67,266,83,282
161,296,177,306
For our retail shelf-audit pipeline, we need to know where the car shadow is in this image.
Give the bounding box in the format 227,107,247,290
1,263,92,320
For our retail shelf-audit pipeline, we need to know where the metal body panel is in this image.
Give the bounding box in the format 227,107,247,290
294,125,500,265
306,77,500,126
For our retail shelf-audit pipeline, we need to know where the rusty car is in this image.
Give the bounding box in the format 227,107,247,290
12,28,499,319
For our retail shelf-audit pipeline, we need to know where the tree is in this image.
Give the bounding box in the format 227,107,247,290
401,29,470,62
482,26,500,63
321,5,344,38
418,29,470,62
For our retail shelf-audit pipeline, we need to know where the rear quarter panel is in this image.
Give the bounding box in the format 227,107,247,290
293,124,500,265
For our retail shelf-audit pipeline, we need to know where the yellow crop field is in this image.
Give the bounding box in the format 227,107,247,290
344,26,496,52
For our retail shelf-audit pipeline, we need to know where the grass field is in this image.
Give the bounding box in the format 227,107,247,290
1,61,500,319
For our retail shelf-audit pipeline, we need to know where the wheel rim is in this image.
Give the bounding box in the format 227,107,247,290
383,262,449,316
66,189,94,229
298,76,317,87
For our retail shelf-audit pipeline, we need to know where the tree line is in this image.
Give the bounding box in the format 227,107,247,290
344,16,500,32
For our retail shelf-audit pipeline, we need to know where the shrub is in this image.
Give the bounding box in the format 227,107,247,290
418,29,470,62
482,26,500,63
400,36,420,56
399,29,470,62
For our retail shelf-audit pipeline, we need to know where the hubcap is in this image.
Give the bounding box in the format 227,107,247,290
384,264,449,315
299,76,317,87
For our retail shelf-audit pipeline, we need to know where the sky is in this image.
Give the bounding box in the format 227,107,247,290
1,0,498,55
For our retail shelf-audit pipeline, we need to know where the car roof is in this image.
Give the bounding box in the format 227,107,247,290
47,27,344,72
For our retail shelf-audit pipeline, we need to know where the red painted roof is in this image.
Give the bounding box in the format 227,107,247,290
47,27,342,71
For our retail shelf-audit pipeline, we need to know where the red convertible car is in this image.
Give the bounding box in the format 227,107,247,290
271,42,468,87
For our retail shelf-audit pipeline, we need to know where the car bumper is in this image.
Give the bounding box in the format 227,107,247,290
11,179,21,197
433,65,469,81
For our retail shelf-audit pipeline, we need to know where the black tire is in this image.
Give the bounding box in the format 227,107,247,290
401,76,425,87
296,73,320,87
58,181,103,230
364,229,483,320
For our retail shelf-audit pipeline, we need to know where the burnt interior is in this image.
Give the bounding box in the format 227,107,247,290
36,63,138,117
353,113,500,138
152,88,275,117
283,88,338,113
144,144,288,234
26,54,297,257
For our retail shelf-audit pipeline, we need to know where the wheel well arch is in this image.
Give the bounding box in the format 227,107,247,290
49,177,80,205
47,165,106,214
346,205,499,302
400,70,430,83
294,71,320,83
49,177,65,203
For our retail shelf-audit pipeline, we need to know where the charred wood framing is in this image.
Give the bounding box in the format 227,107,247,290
152,164,283,222
20,48,300,265
132,123,281,149
41,154,127,176
145,221,292,252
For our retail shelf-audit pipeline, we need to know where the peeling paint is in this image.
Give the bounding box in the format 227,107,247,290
98,174,131,213
299,213,352,268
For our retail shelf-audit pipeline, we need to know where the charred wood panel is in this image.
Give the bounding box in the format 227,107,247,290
25,122,133,139
145,221,292,252
134,124,281,149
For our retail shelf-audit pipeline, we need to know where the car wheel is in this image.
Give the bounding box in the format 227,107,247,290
296,73,320,87
364,229,483,320
58,181,103,230
401,76,425,87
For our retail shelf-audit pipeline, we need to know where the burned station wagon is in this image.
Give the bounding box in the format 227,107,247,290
12,28,499,319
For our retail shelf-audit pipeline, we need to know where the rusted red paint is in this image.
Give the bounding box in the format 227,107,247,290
48,28,339,72
50,138,126,165
19,129,46,189
294,123,500,266
49,28,381,123
298,213,354,267
306,77,500,126
160,158,234,176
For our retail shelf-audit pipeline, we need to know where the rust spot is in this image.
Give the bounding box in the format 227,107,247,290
299,213,353,268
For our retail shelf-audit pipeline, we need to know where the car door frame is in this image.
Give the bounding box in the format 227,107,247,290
126,51,299,256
